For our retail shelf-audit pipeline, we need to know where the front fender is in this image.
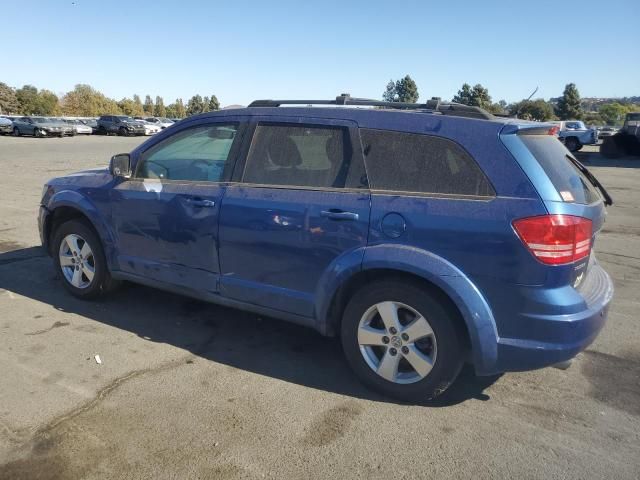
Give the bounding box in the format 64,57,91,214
318,244,499,375
46,190,115,261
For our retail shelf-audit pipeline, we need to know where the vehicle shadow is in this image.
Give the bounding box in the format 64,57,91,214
0,247,500,407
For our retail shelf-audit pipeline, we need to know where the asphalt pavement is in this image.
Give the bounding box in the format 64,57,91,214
0,136,638,479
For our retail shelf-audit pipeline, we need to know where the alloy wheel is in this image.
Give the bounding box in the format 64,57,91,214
357,301,437,384
58,233,95,289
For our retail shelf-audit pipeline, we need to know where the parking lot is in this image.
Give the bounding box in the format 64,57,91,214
0,135,638,479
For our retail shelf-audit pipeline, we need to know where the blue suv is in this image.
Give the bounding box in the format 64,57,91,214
38,95,614,401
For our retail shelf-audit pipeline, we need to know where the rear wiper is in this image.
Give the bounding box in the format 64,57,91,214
566,155,613,206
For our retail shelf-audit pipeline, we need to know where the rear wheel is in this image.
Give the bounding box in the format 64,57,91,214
118,127,128,137
34,127,43,138
98,126,107,135
564,137,580,152
341,280,464,401
52,220,117,299
13,127,20,137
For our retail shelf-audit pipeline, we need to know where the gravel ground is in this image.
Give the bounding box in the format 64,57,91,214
0,136,638,479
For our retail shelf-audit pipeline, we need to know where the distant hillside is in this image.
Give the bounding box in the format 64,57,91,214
549,96,640,112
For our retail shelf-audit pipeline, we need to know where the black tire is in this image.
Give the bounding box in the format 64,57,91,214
33,127,42,138
341,280,464,402
13,127,20,137
98,126,107,136
118,127,128,137
52,219,117,299
564,137,580,152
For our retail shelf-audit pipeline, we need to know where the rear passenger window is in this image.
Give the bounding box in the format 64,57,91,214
242,124,361,189
360,129,494,197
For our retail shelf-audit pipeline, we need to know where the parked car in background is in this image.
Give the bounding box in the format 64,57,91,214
598,126,618,139
65,119,93,135
96,115,146,136
550,120,598,152
81,118,98,134
0,116,13,135
12,117,74,137
138,120,162,135
145,117,174,129
38,94,614,401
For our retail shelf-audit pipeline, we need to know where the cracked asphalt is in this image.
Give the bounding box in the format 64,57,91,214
0,136,639,479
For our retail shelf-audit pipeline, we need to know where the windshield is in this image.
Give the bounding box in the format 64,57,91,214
519,135,601,205
116,116,134,122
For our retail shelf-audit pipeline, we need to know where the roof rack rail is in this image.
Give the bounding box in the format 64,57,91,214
248,94,494,120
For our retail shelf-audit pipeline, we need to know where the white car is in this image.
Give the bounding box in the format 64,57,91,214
145,117,174,129
65,119,93,135
139,120,162,135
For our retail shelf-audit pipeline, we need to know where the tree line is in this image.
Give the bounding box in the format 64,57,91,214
382,75,639,125
0,82,220,118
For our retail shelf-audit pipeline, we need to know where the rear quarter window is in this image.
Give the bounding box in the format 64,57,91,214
519,135,600,204
359,129,494,197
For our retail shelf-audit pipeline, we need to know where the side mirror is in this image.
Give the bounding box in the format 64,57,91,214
110,153,131,178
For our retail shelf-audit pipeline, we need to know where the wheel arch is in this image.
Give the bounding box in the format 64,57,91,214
45,192,114,264
318,245,499,374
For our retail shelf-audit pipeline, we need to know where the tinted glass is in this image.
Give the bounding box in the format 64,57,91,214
136,123,239,182
360,129,494,196
519,135,600,204
243,124,357,188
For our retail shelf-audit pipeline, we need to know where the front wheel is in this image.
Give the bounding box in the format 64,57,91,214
13,127,20,137
341,281,464,402
118,127,128,136
52,220,117,299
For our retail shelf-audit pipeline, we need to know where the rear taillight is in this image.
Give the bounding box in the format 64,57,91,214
512,215,592,265
548,126,560,136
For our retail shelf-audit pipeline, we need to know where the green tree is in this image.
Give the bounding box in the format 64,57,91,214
0,82,19,114
452,83,473,105
15,85,40,114
61,84,121,116
186,95,204,116
207,95,220,112
154,96,166,117
133,94,143,114
598,102,627,125
453,83,492,109
118,97,144,117
143,95,154,115
37,89,60,115
509,99,555,121
202,96,211,112
382,80,396,102
165,103,176,118
556,83,582,120
382,75,419,103
15,85,59,115
175,98,186,118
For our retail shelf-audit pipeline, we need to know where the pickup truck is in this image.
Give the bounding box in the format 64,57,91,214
551,121,598,152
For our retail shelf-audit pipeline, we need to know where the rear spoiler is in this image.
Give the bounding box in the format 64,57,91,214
500,122,558,136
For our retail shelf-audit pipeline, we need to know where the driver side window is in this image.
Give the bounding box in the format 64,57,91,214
136,123,240,182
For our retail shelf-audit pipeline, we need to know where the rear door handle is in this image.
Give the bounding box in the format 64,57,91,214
321,210,359,221
187,197,216,208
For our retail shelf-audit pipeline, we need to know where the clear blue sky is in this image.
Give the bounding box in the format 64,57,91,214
3,0,639,106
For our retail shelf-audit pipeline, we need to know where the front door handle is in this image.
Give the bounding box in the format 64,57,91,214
187,198,216,208
321,210,359,221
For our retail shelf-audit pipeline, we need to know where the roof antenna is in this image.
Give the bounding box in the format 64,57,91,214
515,86,539,118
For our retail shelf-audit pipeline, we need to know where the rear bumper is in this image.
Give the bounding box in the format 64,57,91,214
478,262,613,375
